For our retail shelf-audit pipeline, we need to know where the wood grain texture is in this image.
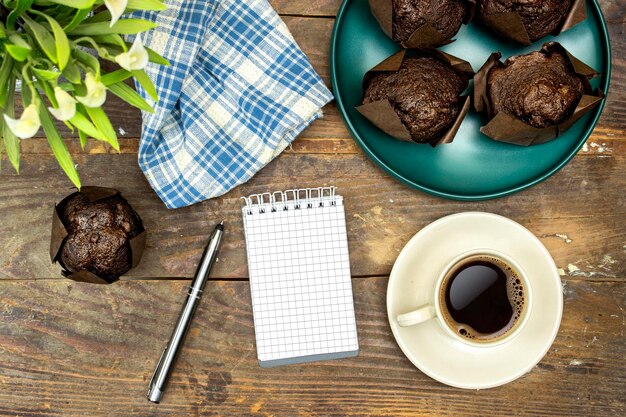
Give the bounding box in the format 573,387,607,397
0,1,624,416
0,152,624,280
270,0,340,16
11,135,626,157
0,278,624,417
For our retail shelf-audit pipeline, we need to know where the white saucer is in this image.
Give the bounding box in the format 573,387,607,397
387,212,563,389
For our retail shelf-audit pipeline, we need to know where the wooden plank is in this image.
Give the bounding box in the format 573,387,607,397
0,278,623,416
1,152,624,280
271,0,340,16
12,135,626,157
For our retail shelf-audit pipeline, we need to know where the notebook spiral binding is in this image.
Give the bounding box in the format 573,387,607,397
242,187,338,215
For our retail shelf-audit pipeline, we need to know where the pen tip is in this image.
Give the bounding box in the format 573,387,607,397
216,221,224,231
220,221,224,225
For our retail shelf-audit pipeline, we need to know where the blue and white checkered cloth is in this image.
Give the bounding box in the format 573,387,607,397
131,0,333,208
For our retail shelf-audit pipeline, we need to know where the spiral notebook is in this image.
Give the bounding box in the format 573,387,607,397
241,187,359,367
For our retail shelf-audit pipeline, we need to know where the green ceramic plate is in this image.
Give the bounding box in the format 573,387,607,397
330,0,611,200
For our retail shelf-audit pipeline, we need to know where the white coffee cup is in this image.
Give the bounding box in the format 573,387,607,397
396,248,533,347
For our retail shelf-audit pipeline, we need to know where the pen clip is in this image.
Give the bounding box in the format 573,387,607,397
149,345,168,387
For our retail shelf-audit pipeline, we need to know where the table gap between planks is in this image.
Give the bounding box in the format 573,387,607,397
0,1,624,416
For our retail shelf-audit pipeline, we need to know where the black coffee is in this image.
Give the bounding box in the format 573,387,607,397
440,255,525,342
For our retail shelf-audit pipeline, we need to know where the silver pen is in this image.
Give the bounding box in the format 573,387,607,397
147,221,224,403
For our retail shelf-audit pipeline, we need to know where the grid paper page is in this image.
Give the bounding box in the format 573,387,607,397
242,195,359,367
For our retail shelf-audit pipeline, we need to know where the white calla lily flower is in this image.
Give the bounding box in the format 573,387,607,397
105,0,128,27
3,104,41,139
48,87,77,121
76,73,107,108
115,35,149,71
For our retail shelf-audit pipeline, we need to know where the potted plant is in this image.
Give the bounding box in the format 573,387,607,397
0,0,168,187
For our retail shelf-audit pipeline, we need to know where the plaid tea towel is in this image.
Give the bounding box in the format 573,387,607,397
131,0,333,208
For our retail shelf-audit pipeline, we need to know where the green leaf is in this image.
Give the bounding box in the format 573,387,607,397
78,128,87,149
0,116,3,171
23,14,58,64
84,106,119,150
8,34,31,49
101,69,131,86
81,10,112,24
2,76,20,173
62,60,82,83
70,19,157,36
37,78,58,107
127,0,167,11
63,8,91,32
76,130,88,149
0,21,6,39
57,82,76,92
31,11,71,70
0,55,13,107
5,44,30,61
131,69,157,102
70,106,108,142
1,125,21,173
32,67,61,81
30,4,75,26
38,0,96,8
88,34,127,50
20,75,33,106
73,48,100,76
107,81,154,113
72,81,86,97
7,0,34,30
146,46,169,66
5,35,32,62
37,93,81,188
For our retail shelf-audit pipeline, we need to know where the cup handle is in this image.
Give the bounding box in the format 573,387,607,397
396,305,436,327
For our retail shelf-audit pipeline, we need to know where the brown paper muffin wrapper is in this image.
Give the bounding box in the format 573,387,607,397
50,186,146,284
474,42,603,146
356,49,474,147
479,0,586,45
369,0,475,48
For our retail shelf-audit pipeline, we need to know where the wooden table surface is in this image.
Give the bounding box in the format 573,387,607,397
1,1,625,416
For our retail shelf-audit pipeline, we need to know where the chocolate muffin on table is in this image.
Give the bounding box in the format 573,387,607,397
486,44,584,128
392,0,467,44
55,189,144,283
362,56,466,144
476,0,573,43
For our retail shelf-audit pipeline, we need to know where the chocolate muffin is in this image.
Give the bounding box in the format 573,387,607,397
363,56,465,143
487,45,584,128
477,0,572,42
392,0,466,44
57,190,144,282
61,229,132,280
